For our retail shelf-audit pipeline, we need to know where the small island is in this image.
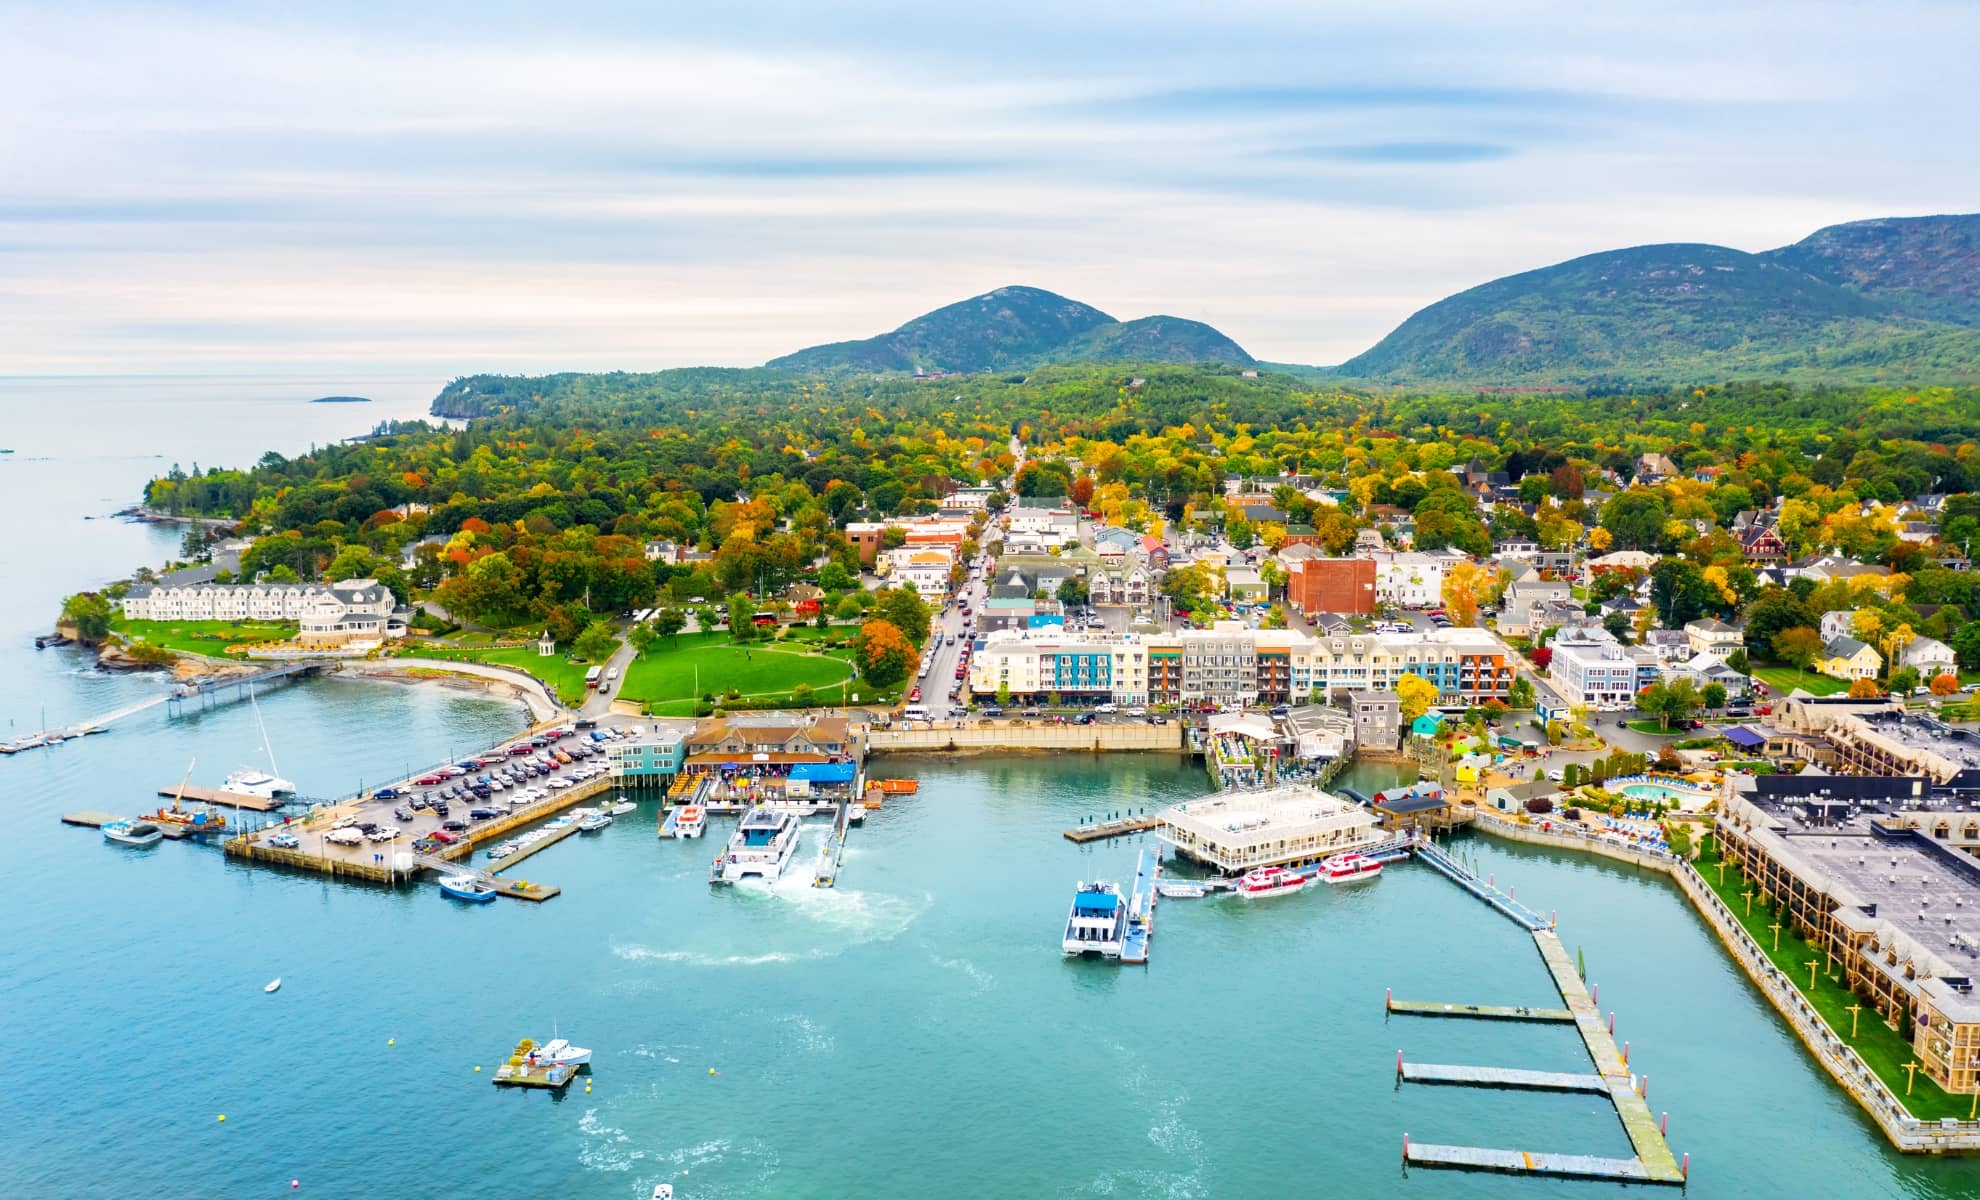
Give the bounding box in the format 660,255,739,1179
310,395,372,404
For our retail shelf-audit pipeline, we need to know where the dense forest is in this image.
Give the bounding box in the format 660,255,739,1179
139,365,1980,644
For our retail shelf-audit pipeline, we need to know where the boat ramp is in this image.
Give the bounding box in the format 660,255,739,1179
1119,846,1160,964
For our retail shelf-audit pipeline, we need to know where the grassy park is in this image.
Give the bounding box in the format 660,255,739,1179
620,630,863,715
112,617,297,658
1696,835,1968,1120
397,638,608,706
1750,666,1848,697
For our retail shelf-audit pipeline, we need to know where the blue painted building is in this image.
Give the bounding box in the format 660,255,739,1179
607,729,687,787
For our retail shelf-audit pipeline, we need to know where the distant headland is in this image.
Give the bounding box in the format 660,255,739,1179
310,395,372,404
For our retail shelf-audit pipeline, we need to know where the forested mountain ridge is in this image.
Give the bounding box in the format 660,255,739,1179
1339,214,1980,386
764,285,1254,373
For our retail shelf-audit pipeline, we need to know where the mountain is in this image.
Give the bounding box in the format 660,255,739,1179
1339,214,1980,385
1760,215,1980,325
767,285,1253,372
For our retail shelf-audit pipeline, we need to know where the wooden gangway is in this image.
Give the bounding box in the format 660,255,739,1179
811,800,853,888
1399,1061,1607,1093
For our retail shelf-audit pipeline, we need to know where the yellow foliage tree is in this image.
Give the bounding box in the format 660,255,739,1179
1588,527,1614,552
1440,561,1484,627
1395,673,1439,722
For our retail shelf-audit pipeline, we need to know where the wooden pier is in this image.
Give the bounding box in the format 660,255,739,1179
412,855,559,902
1063,815,1157,843
62,811,201,840
1386,999,1574,1023
488,815,587,874
1399,1061,1607,1093
1405,1142,1667,1183
154,784,280,812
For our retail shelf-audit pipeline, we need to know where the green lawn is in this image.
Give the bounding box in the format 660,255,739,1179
398,641,607,706
1696,836,1969,1120
1624,718,1683,737
1751,666,1848,697
112,617,296,657
620,631,862,711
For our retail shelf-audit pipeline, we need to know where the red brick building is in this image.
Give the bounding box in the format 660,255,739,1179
1288,557,1377,617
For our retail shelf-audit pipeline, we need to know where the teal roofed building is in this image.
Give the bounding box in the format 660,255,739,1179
1410,713,1444,738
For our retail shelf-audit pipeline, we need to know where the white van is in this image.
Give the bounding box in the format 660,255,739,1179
902,705,930,722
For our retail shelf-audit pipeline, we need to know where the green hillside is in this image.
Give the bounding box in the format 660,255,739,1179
765,285,1251,372
1338,215,1980,386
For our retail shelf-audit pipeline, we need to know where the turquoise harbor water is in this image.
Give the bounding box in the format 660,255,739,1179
7,381,1980,1197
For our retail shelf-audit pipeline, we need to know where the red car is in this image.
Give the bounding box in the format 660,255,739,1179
427,830,456,845
909,687,922,702
414,773,445,786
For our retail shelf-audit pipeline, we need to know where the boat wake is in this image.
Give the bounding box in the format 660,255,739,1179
932,954,995,992
575,1109,642,1173
612,945,821,968
777,1012,836,1054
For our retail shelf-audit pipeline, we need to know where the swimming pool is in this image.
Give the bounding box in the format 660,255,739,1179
1620,781,1713,805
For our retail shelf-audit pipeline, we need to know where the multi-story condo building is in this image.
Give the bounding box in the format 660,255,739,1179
967,622,1515,707
1547,625,1659,710
122,578,398,631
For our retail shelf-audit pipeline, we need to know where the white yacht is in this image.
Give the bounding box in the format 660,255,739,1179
531,1037,592,1067
1061,881,1128,958
710,806,802,885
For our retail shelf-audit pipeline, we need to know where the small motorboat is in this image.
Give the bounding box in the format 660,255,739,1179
1156,881,1210,899
676,805,706,839
652,1185,674,1200
439,875,498,903
532,1037,591,1067
264,978,282,994
103,820,163,848
610,801,636,816
579,812,613,832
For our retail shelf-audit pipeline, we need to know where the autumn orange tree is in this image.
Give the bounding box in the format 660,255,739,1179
1931,673,1961,696
1847,677,1883,699
853,620,920,689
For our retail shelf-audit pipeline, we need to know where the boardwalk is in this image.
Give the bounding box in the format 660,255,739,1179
1405,1142,1665,1183
1399,1061,1607,1093
1387,999,1574,1023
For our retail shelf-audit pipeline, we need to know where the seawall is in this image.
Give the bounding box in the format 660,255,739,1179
866,722,1185,755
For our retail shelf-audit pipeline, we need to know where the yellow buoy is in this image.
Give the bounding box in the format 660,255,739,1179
708,1068,718,1076
387,1038,395,1047
217,1115,226,1123
474,1066,482,1073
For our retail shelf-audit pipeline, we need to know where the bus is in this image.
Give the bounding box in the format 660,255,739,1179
901,705,930,722
585,665,604,690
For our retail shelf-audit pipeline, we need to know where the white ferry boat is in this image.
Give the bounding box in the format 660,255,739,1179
1317,851,1383,884
710,806,802,884
1061,881,1128,957
675,805,706,839
1234,865,1309,899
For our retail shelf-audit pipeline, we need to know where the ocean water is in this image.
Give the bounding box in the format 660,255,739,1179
4,378,1980,1198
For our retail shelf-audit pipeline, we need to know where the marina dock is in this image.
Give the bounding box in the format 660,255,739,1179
62,810,204,840
412,856,558,902
1386,999,1574,1023
1405,1142,1669,1184
1399,1061,1607,1093
812,800,852,888
1393,840,1689,1188
1119,846,1159,964
487,815,587,873
1063,814,1157,843
153,784,281,812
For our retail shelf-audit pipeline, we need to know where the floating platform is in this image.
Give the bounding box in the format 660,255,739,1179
1063,815,1157,843
492,1060,579,1089
870,778,918,794
1386,999,1575,1023
63,811,199,839
1399,1061,1607,1093
1406,1142,1671,1184
658,807,682,838
155,784,280,812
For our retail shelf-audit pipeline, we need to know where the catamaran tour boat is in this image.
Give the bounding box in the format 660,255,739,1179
102,820,163,848
222,766,295,800
675,804,706,839
1062,881,1128,957
1317,851,1383,884
710,806,801,884
1234,865,1309,899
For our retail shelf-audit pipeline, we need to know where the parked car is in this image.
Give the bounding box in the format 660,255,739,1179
442,820,468,833
373,786,401,800
468,807,500,821
269,832,300,849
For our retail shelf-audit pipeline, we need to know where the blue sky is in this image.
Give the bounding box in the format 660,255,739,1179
2,0,1975,375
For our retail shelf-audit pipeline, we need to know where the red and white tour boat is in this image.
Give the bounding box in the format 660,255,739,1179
1235,865,1309,898
1317,851,1383,885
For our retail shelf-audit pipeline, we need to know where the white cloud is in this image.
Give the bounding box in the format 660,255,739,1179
0,1,1976,374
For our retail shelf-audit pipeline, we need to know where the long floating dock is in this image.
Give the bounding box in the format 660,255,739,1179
1119,846,1159,964
155,784,280,812
1388,999,1575,1023
1063,815,1157,843
1400,1061,1607,1093
1405,1142,1665,1183
488,815,587,874
63,811,201,840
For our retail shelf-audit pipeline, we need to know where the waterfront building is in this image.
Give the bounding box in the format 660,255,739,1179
1156,784,1378,873
1719,782,1980,1094
966,621,1516,708
1349,690,1401,752
122,578,395,624
606,728,688,787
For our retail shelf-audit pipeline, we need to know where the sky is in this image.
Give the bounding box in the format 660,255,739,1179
3,0,1977,377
